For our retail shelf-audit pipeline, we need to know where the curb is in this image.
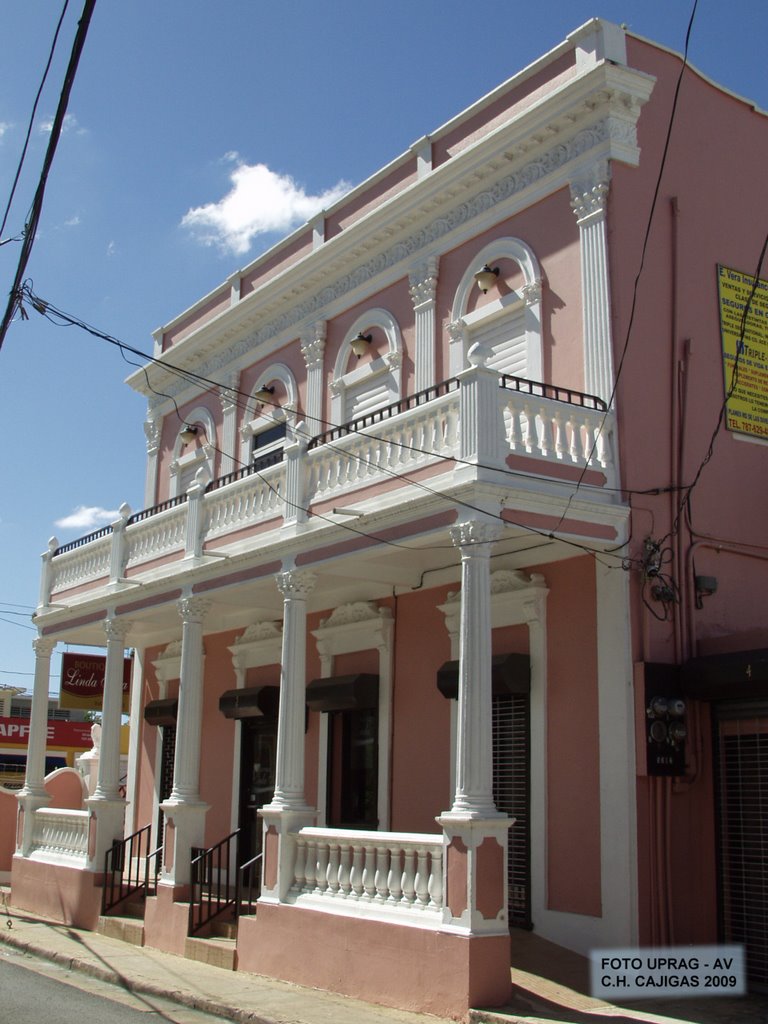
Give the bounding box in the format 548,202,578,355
0,921,275,1024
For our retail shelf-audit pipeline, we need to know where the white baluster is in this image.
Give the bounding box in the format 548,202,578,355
349,843,365,899
539,406,554,457
374,845,389,902
415,847,430,907
327,842,340,893
338,843,352,897
362,844,377,900
387,846,403,904
315,841,329,894
401,848,416,907
428,848,443,909
292,837,307,892
303,838,317,892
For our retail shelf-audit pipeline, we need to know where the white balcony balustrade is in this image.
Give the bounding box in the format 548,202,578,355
41,375,616,606
30,807,89,862
290,827,443,922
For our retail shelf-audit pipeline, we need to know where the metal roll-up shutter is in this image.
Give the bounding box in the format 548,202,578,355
493,692,531,930
715,701,768,989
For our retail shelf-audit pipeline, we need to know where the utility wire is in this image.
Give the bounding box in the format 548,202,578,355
0,1,71,245
0,0,97,352
552,0,699,532
22,284,637,568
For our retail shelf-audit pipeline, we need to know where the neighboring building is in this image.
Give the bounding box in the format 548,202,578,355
11,19,768,1017
0,688,92,789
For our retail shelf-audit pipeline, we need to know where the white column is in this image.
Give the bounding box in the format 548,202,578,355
409,256,438,393
570,161,614,404
218,373,240,478
446,519,502,817
20,637,56,799
170,595,210,802
267,569,317,811
159,595,211,886
143,408,161,508
300,321,326,435
93,616,130,801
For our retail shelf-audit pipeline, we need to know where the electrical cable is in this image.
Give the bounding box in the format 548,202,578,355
552,0,700,532
0,0,97,352
22,284,636,568
0,1,71,246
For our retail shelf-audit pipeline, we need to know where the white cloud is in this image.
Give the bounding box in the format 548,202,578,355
106,240,117,256
63,215,81,228
39,112,85,135
181,161,351,255
0,122,11,140
55,506,120,531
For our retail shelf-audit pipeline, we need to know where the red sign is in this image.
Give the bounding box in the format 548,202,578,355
59,652,132,712
0,716,94,748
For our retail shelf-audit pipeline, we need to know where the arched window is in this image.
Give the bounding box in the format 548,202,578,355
169,406,216,497
240,364,298,470
330,309,403,426
448,238,542,380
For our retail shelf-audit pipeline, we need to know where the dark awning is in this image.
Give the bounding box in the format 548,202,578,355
682,649,768,701
436,653,530,700
219,685,280,719
306,673,379,712
143,697,178,726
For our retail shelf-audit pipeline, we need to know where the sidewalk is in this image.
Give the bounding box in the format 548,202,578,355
2,892,767,1024
0,896,441,1024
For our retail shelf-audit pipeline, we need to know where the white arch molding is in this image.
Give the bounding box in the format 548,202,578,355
448,237,543,380
239,363,299,465
169,405,216,497
330,308,403,425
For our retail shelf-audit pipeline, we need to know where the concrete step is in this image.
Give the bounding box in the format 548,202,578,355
97,914,145,947
184,934,237,970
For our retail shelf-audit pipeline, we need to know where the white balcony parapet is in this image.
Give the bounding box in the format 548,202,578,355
499,385,616,484
30,807,89,862
204,462,285,540
289,827,443,923
49,536,111,595
305,389,460,506
124,502,187,571
44,377,618,606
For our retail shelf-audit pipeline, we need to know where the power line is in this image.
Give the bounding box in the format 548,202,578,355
552,0,700,532
22,285,636,568
0,1,71,245
0,0,97,352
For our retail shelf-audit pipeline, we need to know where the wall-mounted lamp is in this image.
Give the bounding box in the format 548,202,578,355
255,384,275,404
474,264,500,294
695,575,718,609
350,332,372,358
179,424,199,444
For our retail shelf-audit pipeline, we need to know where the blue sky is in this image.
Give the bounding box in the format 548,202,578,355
1,0,766,697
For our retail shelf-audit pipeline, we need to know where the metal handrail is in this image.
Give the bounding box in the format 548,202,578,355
188,828,241,935
499,372,607,411
307,377,461,450
237,852,263,917
102,823,152,915
146,844,163,894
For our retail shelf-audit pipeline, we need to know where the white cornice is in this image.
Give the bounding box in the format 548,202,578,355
129,60,653,408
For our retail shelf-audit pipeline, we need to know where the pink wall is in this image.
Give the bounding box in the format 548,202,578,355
391,586,453,832
539,555,601,917
162,288,230,350
240,228,313,298
325,159,417,240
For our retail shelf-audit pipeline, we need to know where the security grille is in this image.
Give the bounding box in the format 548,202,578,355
157,724,176,843
715,704,768,988
492,693,531,929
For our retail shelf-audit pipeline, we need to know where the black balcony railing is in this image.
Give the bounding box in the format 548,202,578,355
499,372,607,411
50,374,607,559
307,377,461,450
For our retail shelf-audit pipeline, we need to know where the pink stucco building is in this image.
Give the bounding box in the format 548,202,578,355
12,19,768,1018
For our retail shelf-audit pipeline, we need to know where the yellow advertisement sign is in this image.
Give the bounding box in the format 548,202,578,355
717,264,768,439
